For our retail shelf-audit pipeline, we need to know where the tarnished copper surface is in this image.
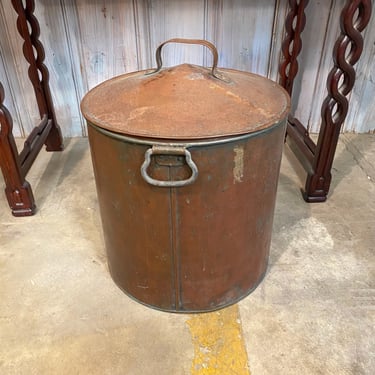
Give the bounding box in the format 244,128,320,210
87,121,286,312
81,64,289,139
82,39,290,312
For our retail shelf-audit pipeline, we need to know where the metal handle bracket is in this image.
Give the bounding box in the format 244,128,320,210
141,145,198,187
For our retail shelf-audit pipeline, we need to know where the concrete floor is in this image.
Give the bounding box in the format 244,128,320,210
0,134,374,374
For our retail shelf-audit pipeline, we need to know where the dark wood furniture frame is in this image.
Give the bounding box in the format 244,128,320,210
0,0,372,215
0,0,63,216
279,0,372,202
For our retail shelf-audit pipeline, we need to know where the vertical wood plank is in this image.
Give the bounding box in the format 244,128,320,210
0,4,24,138
0,1,39,135
147,0,206,68
206,0,275,76
133,0,152,70
60,0,89,136
344,11,375,133
267,0,289,82
32,1,85,137
75,0,139,89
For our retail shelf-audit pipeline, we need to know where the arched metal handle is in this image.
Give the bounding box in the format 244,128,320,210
141,145,198,187
147,38,229,82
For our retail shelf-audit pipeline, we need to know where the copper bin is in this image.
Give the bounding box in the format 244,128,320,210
81,39,290,312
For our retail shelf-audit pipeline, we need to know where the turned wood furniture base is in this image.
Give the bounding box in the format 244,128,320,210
0,87,63,217
280,0,372,202
0,0,63,216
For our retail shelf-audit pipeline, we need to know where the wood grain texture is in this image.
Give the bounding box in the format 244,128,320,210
344,8,375,133
148,0,206,68
0,1,36,136
0,18,23,138
206,0,276,76
0,0,374,137
289,0,335,129
267,0,289,82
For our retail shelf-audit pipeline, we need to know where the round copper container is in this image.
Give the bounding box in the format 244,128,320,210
81,39,290,312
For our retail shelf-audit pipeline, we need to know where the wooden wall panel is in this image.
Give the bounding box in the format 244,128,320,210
0,0,374,137
60,0,90,136
267,0,289,82
75,0,139,86
344,11,375,133
34,1,85,137
206,0,276,76
0,1,39,135
0,5,23,137
148,0,207,67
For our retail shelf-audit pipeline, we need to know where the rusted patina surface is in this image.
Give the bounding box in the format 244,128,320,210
81,64,289,140
82,39,290,312
88,121,286,312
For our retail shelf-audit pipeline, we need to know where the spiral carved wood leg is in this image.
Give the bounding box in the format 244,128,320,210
279,0,310,96
279,1,317,156
11,0,63,151
304,0,372,202
281,0,372,202
0,1,65,216
0,83,36,216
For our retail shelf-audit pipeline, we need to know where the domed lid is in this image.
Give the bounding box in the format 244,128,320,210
81,39,290,140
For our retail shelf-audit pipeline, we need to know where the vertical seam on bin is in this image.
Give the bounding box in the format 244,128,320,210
175,186,182,310
167,167,177,310
170,183,182,310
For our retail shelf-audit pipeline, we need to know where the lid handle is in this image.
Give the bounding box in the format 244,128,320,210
148,38,230,82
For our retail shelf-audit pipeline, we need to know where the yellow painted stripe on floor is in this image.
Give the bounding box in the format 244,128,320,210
186,304,250,374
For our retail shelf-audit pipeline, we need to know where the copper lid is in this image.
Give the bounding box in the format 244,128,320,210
81,40,290,140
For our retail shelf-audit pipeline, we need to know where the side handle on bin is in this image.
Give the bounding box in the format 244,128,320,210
141,145,198,187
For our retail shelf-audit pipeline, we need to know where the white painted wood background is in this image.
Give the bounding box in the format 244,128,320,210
0,0,374,137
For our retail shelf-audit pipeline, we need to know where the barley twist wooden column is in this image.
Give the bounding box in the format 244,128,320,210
305,0,372,201
279,0,310,96
0,0,64,216
281,0,372,202
11,0,64,152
